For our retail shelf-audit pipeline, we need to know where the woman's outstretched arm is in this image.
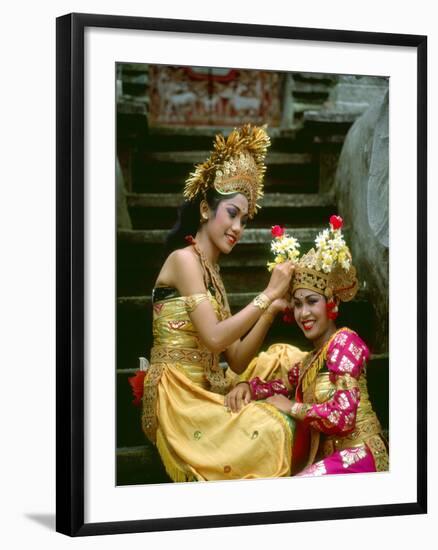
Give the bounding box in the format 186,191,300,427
162,248,293,356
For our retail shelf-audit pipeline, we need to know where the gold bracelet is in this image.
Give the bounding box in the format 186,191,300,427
252,293,272,311
290,402,306,420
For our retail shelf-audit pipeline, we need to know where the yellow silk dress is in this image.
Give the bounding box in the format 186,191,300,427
141,287,305,482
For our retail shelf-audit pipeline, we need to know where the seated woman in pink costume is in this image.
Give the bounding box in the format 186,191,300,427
226,216,388,476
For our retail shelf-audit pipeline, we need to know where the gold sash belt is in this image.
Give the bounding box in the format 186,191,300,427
151,345,214,368
323,415,383,452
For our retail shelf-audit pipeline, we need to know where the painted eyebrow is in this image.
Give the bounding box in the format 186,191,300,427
227,203,248,216
295,293,320,300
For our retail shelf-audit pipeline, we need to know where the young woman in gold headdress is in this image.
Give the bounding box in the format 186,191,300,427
135,125,304,482
227,216,388,475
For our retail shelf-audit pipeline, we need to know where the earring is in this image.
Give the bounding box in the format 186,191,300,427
326,298,338,320
200,213,208,223
282,307,295,324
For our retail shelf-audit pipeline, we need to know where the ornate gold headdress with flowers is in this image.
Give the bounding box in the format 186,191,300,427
292,215,358,301
268,216,358,302
183,124,271,219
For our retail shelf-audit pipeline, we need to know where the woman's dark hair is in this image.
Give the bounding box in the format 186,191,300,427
163,188,240,259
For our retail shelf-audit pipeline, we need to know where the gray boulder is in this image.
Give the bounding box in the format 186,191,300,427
335,91,389,352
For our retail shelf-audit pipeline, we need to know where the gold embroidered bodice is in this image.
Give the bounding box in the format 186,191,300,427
151,287,235,393
152,292,217,351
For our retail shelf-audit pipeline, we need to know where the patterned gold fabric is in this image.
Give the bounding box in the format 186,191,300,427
142,290,295,481
305,369,388,472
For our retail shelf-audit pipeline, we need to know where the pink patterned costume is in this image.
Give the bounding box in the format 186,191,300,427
249,328,388,476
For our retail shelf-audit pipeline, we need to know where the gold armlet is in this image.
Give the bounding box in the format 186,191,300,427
186,293,209,313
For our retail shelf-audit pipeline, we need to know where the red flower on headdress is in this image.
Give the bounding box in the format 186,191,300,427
329,215,343,230
282,306,295,324
128,370,146,407
271,225,285,238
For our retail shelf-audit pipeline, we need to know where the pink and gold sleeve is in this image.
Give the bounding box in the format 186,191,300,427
290,331,370,435
249,377,290,400
249,363,301,400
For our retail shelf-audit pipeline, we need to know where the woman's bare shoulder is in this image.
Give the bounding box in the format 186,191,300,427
168,246,197,261
156,247,204,293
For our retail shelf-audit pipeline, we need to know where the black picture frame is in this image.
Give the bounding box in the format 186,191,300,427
56,12,427,537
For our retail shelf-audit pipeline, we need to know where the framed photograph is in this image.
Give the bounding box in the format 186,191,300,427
56,13,427,536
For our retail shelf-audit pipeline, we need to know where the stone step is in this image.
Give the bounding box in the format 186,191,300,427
141,151,313,165
118,288,368,308
116,291,373,376
294,72,337,84
132,170,319,195
131,146,320,193
127,192,333,209
146,125,301,138
116,353,389,477
116,444,171,485
292,82,332,95
141,125,325,154
120,62,149,73
121,73,149,86
126,192,336,230
118,226,321,245
117,99,148,116
304,111,361,124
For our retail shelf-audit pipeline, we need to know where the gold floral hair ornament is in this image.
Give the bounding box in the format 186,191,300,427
290,215,358,302
183,124,271,219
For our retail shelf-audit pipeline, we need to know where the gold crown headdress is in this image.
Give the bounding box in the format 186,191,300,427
268,216,358,301
292,216,358,301
183,124,271,219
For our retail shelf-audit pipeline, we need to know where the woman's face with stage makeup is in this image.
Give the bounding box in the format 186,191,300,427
205,194,249,254
293,288,332,344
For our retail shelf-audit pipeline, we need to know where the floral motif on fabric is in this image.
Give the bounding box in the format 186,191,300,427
366,434,389,472
329,348,340,364
249,377,290,400
288,364,300,389
304,386,359,435
348,341,363,361
297,461,327,477
168,320,187,330
334,332,349,346
142,363,164,442
339,355,356,373
340,446,368,469
328,410,341,424
327,329,369,379
153,303,164,314
337,391,350,410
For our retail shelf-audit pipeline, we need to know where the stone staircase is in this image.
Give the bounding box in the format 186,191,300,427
116,69,388,485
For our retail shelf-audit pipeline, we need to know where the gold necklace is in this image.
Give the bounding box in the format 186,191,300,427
299,327,352,393
191,241,231,320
